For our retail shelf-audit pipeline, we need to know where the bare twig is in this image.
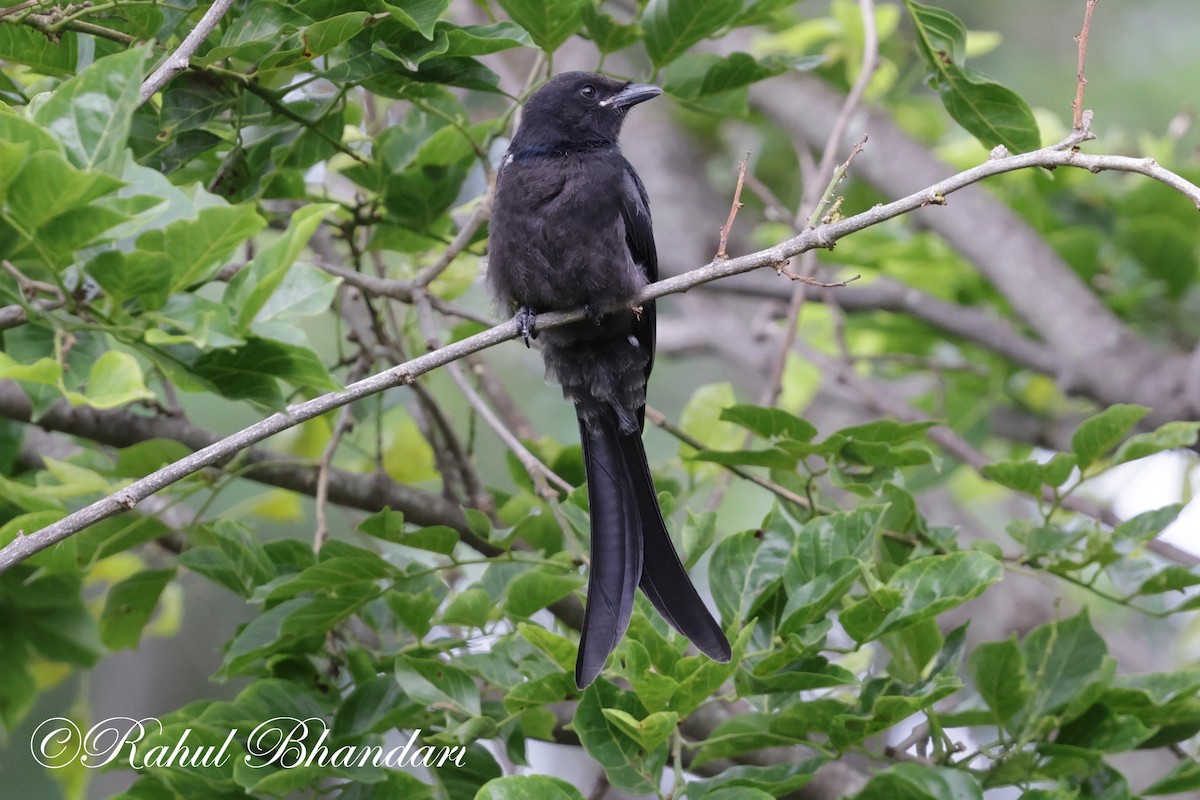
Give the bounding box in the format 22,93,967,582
5,125,1200,570
1072,0,1099,130
774,262,861,289
140,0,237,104
715,153,749,260
794,0,878,231
805,135,868,229
413,291,573,498
314,358,369,552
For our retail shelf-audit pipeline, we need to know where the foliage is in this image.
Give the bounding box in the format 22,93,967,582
1,1,1199,799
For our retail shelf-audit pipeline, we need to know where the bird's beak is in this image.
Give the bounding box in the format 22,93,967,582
602,82,663,109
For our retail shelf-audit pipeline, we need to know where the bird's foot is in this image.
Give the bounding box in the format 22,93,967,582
515,306,538,347
583,304,605,327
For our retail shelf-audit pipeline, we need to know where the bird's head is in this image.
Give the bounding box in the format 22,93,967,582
509,71,662,158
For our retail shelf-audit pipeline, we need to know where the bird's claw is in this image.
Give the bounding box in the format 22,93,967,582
516,306,538,347
583,304,605,327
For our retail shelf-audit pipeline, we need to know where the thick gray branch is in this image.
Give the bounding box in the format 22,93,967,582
139,0,237,104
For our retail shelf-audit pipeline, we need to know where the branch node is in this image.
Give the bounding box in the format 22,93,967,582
116,491,139,510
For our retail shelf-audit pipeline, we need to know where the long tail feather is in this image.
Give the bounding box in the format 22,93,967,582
575,408,643,688
618,433,731,663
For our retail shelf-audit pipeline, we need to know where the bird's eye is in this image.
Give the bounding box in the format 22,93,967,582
580,84,597,100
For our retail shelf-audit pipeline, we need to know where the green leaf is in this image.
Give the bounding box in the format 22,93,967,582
643,0,743,67
378,0,449,39
88,204,266,310
581,6,642,53
1114,421,1200,464
1136,565,1200,596
518,623,577,671
99,568,176,650
718,403,818,441
709,528,789,624
574,682,668,795
841,551,1002,642
1119,217,1199,299
303,12,374,55
600,708,678,752
0,25,77,75
192,337,337,407
970,635,1030,728
1022,610,1110,721
855,763,984,800
476,775,585,800
662,52,823,112
1113,504,1184,544
394,655,481,715
231,203,337,331
505,568,584,617
1071,403,1150,469
905,1,1039,153
687,759,826,799
496,0,587,51
441,586,492,628
67,351,154,409
31,45,151,174
1144,760,1200,796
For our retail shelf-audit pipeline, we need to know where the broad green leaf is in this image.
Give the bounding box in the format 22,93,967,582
252,263,341,324
581,6,642,53
1119,217,1199,299
264,556,395,602
31,45,151,174
231,203,336,331
191,337,337,407
88,204,265,309
709,528,789,623
687,759,827,799
970,635,1030,728
905,1,1039,153
441,587,492,628
476,775,585,800
4,150,123,237
1144,760,1200,796
599,708,678,752
662,52,823,113
1136,565,1200,596
719,403,818,441
643,0,743,67
854,763,984,800
574,682,668,795
1071,403,1150,469
394,655,481,715
99,568,176,650
303,12,373,55
1114,421,1200,464
505,569,584,617
841,551,1002,642
1056,703,1152,753
65,351,154,409
0,25,78,75
1113,504,1184,544
1022,610,1110,721
378,0,449,39
496,0,587,51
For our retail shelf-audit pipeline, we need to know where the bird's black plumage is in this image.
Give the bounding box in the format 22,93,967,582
487,71,731,688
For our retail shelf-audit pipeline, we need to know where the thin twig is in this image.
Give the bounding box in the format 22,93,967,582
139,0,237,104
1072,0,1099,130
794,0,878,231
774,262,861,288
412,291,573,497
5,122,1200,570
314,358,370,551
643,406,810,509
805,135,868,229
715,153,749,260
414,197,492,288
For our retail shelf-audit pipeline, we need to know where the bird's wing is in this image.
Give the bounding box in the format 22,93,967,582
619,161,658,423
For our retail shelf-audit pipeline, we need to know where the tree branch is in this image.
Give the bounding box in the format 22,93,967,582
139,0,237,104
5,125,1199,571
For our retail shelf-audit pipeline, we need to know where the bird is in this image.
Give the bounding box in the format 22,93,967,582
486,71,732,688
